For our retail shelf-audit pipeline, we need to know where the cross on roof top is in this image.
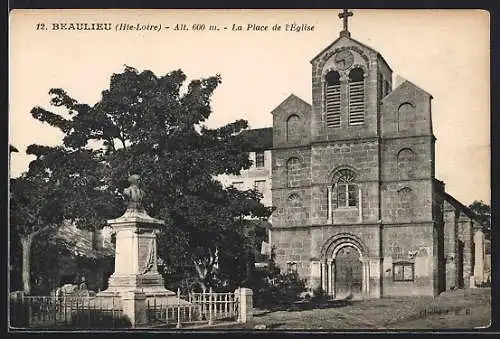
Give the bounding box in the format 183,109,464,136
338,9,353,37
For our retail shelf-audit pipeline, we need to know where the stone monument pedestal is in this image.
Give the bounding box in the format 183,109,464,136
96,175,191,326
97,208,180,303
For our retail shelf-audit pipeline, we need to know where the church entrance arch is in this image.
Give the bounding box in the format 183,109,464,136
334,245,363,299
320,233,370,300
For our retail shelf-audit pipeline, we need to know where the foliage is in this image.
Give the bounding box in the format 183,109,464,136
19,65,273,291
252,248,306,309
9,169,66,294
468,200,491,230
30,239,71,295
468,200,491,240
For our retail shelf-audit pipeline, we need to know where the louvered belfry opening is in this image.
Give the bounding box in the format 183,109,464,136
348,68,365,125
325,71,341,128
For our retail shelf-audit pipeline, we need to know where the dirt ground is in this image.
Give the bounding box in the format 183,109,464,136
234,288,491,330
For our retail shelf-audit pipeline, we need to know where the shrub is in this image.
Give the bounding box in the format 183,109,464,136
253,271,306,308
252,248,306,309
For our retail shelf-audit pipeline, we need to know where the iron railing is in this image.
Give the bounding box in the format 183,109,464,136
9,293,125,329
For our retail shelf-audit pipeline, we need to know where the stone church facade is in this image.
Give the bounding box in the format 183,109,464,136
266,23,483,298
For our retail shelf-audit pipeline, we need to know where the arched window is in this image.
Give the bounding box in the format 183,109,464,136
348,68,365,125
286,114,300,141
286,157,301,188
397,148,416,180
335,168,358,208
325,71,341,128
397,102,416,132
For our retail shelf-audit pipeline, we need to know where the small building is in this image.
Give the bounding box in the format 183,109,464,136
54,221,115,292
26,221,115,294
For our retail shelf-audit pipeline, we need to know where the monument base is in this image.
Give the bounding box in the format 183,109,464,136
98,273,191,306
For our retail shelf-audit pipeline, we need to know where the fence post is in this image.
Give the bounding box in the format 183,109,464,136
176,288,181,329
236,287,253,324
208,288,213,326
121,291,146,328
202,288,206,320
54,296,57,326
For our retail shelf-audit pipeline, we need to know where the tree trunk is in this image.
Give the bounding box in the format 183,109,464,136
20,235,33,295
194,260,210,292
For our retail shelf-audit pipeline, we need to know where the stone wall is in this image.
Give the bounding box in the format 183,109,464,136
266,33,480,300
380,137,434,182
380,180,434,224
271,227,311,278
272,94,312,149
381,223,435,296
458,214,474,288
443,201,459,290
380,80,433,139
310,140,380,225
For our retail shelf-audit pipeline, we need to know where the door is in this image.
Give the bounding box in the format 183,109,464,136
335,246,362,299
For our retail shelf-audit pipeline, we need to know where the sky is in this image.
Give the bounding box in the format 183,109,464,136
9,9,490,205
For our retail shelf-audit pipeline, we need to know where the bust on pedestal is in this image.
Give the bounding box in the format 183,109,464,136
97,175,185,306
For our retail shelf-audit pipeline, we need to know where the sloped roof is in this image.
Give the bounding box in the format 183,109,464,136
393,79,433,99
54,222,114,260
443,192,479,222
310,35,393,72
240,127,273,151
271,94,312,115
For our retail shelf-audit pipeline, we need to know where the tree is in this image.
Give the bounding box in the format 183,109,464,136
469,200,491,238
10,145,123,294
9,170,64,294
23,65,273,291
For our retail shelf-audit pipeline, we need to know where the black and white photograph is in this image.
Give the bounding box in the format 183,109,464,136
8,8,491,331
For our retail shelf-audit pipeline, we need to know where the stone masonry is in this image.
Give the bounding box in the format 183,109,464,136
265,22,483,298
216,13,485,298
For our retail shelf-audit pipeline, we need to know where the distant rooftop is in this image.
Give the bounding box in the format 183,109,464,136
240,127,273,151
54,222,114,260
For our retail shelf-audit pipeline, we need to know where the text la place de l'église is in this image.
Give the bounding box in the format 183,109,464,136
233,23,315,32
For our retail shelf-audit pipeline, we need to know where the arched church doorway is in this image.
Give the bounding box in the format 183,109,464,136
320,233,370,299
334,245,362,299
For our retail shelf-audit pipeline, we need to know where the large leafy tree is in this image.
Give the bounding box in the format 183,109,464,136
18,66,272,292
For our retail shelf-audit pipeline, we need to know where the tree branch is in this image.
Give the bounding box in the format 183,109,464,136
31,223,54,238
118,135,127,150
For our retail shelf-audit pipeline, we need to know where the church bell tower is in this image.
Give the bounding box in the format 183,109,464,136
310,9,393,142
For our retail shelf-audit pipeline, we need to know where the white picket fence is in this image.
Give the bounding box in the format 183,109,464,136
146,288,239,328
10,287,250,329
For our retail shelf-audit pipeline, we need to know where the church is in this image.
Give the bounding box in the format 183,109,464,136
266,9,484,298
218,10,487,299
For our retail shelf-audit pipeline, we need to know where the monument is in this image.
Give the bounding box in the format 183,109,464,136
98,175,187,307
